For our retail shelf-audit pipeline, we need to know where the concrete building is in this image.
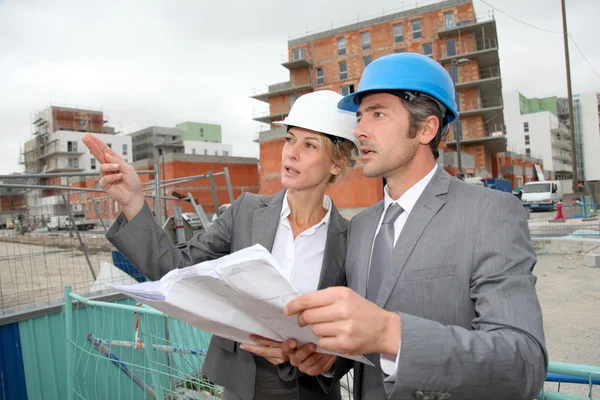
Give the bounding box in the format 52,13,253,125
130,122,232,163
573,92,600,183
20,106,130,220
252,0,507,206
505,92,573,180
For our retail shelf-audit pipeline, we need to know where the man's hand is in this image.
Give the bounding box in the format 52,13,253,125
284,287,401,357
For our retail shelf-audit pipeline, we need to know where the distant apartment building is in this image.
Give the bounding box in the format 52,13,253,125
505,92,572,181
130,121,232,163
20,106,130,220
252,0,508,207
573,92,600,184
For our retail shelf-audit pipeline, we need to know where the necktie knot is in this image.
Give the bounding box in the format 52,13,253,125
382,203,403,225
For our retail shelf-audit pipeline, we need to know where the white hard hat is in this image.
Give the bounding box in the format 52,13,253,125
274,90,359,152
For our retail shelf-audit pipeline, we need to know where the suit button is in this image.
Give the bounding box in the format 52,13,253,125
414,391,425,400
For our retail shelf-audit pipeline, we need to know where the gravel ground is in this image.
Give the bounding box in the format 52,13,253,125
535,239,600,398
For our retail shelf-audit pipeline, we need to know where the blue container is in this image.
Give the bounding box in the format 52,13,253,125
111,249,147,283
0,323,28,400
481,178,513,193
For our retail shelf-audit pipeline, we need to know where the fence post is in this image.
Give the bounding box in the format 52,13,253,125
208,170,220,216
64,286,75,400
154,163,162,225
224,167,234,204
62,194,96,280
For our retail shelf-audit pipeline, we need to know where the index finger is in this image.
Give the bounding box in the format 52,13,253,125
82,134,123,164
284,287,345,316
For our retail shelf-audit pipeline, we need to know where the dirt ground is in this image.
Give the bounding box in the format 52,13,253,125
1,234,599,397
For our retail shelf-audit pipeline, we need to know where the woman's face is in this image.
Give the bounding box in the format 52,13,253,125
280,127,341,190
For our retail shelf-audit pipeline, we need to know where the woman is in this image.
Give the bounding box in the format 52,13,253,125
82,90,358,400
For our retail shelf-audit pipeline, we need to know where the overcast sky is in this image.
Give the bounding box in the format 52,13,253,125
0,0,598,175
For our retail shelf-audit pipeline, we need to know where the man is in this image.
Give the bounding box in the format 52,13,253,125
284,53,548,399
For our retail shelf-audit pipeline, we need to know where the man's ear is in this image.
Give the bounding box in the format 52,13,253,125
418,115,440,145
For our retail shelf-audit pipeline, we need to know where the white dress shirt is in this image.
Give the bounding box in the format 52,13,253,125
271,190,332,295
371,165,438,382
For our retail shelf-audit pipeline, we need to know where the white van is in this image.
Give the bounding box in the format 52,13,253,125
521,181,563,211
48,216,69,230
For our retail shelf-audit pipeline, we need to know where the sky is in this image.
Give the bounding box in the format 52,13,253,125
0,0,598,175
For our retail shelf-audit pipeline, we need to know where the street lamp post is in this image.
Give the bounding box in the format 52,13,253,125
451,58,471,175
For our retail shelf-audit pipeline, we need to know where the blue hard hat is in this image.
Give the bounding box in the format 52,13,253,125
337,53,459,123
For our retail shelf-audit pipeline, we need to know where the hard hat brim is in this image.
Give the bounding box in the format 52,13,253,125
337,89,459,124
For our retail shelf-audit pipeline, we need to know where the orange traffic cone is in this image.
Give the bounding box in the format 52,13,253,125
554,201,565,220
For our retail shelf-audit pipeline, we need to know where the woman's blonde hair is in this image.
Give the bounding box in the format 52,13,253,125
319,134,355,183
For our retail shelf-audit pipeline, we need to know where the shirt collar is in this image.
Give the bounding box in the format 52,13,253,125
281,189,332,228
383,164,438,215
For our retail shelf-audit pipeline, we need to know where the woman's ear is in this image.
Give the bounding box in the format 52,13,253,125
330,161,343,177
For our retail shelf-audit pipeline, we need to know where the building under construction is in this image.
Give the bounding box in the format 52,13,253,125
251,0,540,207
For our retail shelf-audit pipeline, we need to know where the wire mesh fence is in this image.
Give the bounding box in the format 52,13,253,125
527,203,599,238
65,289,355,400
66,288,220,400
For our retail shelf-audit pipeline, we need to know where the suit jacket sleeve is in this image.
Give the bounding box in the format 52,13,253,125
386,194,548,399
106,193,245,281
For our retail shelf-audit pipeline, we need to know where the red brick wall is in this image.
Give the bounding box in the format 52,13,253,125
52,108,105,133
69,160,259,219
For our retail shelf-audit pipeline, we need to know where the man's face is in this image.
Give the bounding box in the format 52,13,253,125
354,92,420,179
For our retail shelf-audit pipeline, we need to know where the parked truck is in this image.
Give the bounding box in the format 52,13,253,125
47,205,95,231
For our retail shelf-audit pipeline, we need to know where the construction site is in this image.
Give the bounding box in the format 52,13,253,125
1,0,599,399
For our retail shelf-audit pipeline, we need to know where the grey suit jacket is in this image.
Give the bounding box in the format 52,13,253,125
328,168,547,400
106,190,348,400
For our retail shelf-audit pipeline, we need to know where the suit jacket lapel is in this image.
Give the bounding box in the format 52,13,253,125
356,202,385,297
251,190,286,252
377,168,452,307
316,205,348,290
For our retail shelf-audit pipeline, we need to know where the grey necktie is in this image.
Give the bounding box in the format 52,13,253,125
367,203,404,302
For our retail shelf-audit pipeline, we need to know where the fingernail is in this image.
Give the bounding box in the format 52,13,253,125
283,307,289,315
239,344,246,350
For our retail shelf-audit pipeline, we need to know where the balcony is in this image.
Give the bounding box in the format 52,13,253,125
445,123,506,153
35,144,85,161
252,107,290,124
550,121,569,135
455,65,501,90
254,127,287,143
553,149,572,162
251,78,314,103
438,11,496,37
551,134,571,149
440,38,499,68
46,161,85,172
281,53,312,70
459,95,504,128
553,161,573,173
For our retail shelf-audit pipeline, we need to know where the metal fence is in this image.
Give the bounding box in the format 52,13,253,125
527,202,599,238
64,288,355,400
0,167,233,316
